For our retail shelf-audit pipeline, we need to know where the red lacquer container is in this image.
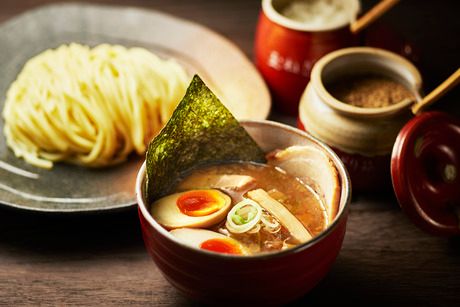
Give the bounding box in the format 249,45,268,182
136,121,351,304
391,112,460,236
254,0,360,115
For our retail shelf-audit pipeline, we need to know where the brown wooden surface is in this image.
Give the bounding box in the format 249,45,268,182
1,0,459,306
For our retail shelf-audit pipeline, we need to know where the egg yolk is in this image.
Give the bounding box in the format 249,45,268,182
176,190,225,217
199,238,244,255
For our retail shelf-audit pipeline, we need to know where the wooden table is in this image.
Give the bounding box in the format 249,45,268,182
1,0,459,305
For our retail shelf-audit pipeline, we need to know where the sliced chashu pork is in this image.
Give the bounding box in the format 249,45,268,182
267,145,340,224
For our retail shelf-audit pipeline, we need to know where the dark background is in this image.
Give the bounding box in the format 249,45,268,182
0,0,459,306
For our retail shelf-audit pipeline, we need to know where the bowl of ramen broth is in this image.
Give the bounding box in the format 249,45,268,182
136,120,351,304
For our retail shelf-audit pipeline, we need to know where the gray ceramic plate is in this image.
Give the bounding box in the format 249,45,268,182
0,3,270,212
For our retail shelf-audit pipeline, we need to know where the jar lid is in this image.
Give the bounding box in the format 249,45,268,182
391,111,460,236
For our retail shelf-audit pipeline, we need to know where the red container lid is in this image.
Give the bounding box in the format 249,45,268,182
391,111,460,236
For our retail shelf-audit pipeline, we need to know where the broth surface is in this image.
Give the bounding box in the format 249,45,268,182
175,162,327,253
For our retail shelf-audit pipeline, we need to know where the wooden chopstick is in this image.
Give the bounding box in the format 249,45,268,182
350,0,400,34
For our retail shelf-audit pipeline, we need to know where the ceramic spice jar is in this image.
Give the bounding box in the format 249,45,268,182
298,47,423,191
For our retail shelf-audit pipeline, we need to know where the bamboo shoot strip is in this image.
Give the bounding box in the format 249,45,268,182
247,189,312,243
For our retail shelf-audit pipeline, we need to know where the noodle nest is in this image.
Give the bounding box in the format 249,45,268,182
2,43,189,168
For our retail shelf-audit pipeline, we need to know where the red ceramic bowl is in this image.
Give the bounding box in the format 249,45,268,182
136,120,351,304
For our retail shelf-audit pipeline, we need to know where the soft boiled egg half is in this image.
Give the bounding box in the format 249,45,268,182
170,228,248,255
151,189,231,229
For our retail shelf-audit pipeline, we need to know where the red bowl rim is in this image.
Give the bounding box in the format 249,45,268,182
136,120,351,261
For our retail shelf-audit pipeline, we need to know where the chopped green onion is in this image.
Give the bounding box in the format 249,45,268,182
226,198,262,234
231,214,245,225
233,206,257,225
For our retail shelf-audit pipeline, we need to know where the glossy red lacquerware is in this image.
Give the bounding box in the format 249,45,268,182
391,112,460,236
136,121,351,304
254,0,357,116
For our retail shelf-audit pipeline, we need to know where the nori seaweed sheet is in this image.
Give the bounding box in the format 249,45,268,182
145,75,266,203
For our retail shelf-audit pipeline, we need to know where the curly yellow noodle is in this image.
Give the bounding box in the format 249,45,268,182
2,44,189,169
